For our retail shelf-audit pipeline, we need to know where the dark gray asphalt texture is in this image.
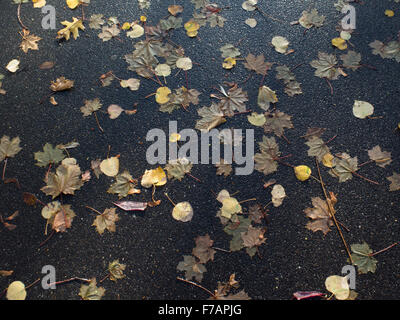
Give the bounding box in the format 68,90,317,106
0,0,399,300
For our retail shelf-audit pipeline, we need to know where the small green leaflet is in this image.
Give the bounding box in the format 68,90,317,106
350,242,377,274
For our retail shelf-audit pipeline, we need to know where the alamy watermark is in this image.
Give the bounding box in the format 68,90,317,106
341,4,356,30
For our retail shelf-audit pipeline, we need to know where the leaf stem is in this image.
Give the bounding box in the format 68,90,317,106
176,277,216,299
93,111,104,133
369,242,398,257
85,205,103,215
164,193,176,206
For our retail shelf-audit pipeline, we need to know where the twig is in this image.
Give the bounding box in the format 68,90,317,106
2,158,7,181
325,78,334,95
176,277,217,299
315,158,353,264
47,277,91,288
93,112,104,133
25,278,41,290
325,135,337,144
212,246,231,253
187,173,202,183
239,198,257,204
85,206,103,215
99,273,110,283
17,3,29,30
39,230,55,247
369,242,398,257
164,193,176,206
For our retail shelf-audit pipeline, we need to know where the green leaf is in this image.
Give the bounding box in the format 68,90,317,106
34,143,66,167
219,44,241,58
177,255,207,282
164,158,193,181
350,242,377,274
107,170,138,198
224,216,251,252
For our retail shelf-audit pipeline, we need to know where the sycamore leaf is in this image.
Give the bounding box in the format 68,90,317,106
0,136,22,161
79,278,105,300
303,197,334,235
107,170,139,199
89,14,105,29
299,8,325,29
92,208,120,235
177,255,206,282
192,234,216,264
350,242,377,274
305,137,330,161
217,84,248,117
81,98,102,116
172,202,194,222
367,145,392,168
215,159,232,177
195,103,226,132
98,24,120,41
310,52,341,80
6,281,26,300
243,53,272,75
160,16,182,31
41,158,84,198
57,17,85,40
387,172,400,191
254,136,280,175
19,29,41,53
219,44,241,58
263,110,293,137
50,77,74,92
108,260,126,281
258,86,278,111
164,158,193,181
329,153,358,182
34,143,66,167
241,225,266,257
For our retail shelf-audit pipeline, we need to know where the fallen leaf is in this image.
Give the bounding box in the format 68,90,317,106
387,172,400,191
271,184,285,207
294,165,312,181
6,281,26,300
78,278,105,300
367,145,392,168
353,100,374,119
107,104,125,119
303,197,334,235
34,143,66,167
57,17,85,40
177,255,206,282
325,275,350,300
108,260,126,281
350,242,377,274
113,201,148,211
271,36,290,54
6,59,20,73
192,234,216,263
50,77,74,92
92,208,120,235
20,29,41,53
172,202,194,222
100,156,119,177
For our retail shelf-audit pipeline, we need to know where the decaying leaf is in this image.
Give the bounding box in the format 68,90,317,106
6,281,27,300
258,86,278,111
216,84,248,117
108,170,140,199
98,24,120,41
254,136,280,175
57,17,85,40
192,234,216,264
50,77,74,92
367,145,392,168
310,52,341,80
303,197,334,235
271,36,289,54
113,201,148,211
387,172,400,191
241,225,266,257
329,153,358,182
271,184,286,207
34,143,66,167
350,242,377,274
89,14,105,29
0,136,22,162
177,255,206,282
219,44,241,59
305,137,330,162
215,159,232,177
299,8,325,29
19,29,41,53
263,110,293,137
78,278,105,300
92,208,120,235
165,158,193,181
108,260,126,281
325,275,350,300
81,98,102,116
172,202,194,222
223,215,251,252
244,53,272,75
353,100,374,119
195,103,226,132
41,201,76,232
141,166,167,188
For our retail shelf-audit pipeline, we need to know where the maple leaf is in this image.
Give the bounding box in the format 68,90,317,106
350,242,377,274
92,208,120,235
263,110,293,137
88,14,105,29
305,137,330,161
195,103,226,132
284,80,303,96
160,16,183,31
219,44,241,58
310,52,341,80
247,204,266,224
341,51,362,71
258,86,278,111
41,201,76,233
50,77,74,92
177,255,207,282
34,143,66,167
215,84,248,117
241,225,266,257
387,172,400,191
254,136,281,175
329,153,358,182
224,216,252,252
299,8,325,29
57,17,85,41
164,158,193,181
244,53,272,75
98,24,120,41
303,197,334,235
211,274,251,300
41,158,84,198
19,29,41,53
107,170,139,199
108,260,126,281
192,234,216,264
369,40,400,62
215,159,232,177
367,145,392,168
0,136,22,162
275,65,296,83
80,98,102,116
78,278,105,300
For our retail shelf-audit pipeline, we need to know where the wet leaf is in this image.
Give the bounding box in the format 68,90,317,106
108,260,126,281
42,202,76,232
244,53,272,75
172,202,194,222
219,44,241,58
350,242,377,274
215,159,232,177
224,215,251,251
310,52,340,80
195,103,226,132
184,20,200,37
353,100,374,119
271,36,289,54
387,172,400,191
217,84,248,117
247,112,266,126
263,110,293,137
156,87,172,104
241,225,266,256
41,158,84,198
254,136,280,175
176,57,192,71
303,197,334,235
100,156,119,177
177,255,206,282
20,29,41,53
81,98,102,116
258,86,278,111
50,77,74,92
141,167,167,188
6,59,20,73
299,8,325,29
89,14,105,29
329,153,358,182
341,51,361,71
98,24,120,41
6,281,26,300
305,137,330,162
92,208,120,235
34,143,66,167
192,234,216,263
0,136,22,161
108,171,140,199
168,4,183,16
0,270,13,277
294,165,312,181
127,24,145,38
78,278,105,300
331,37,347,50
245,18,257,28
57,17,85,41
367,146,392,168
325,275,350,300
165,158,193,181
160,16,182,31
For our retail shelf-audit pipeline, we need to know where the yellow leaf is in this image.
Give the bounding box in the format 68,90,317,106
57,17,85,41
66,0,80,9
140,16,147,22
122,22,131,30
325,275,350,300
294,165,311,181
322,153,334,168
331,37,347,50
222,57,236,69
141,167,167,188
155,87,171,104
33,0,46,8
169,133,181,142
172,202,193,222
6,281,27,300
385,10,394,17
184,20,200,37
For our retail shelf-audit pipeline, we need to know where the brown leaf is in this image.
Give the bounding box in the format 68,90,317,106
263,110,293,137
243,53,272,75
387,172,400,191
215,159,232,177
303,197,334,235
0,270,13,277
50,77,74,92
217,84,248,117
39,61,55,70
241,225,266,248
367,145,392,168
20,29,41,53
92,208,120,234
192,234,216,264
